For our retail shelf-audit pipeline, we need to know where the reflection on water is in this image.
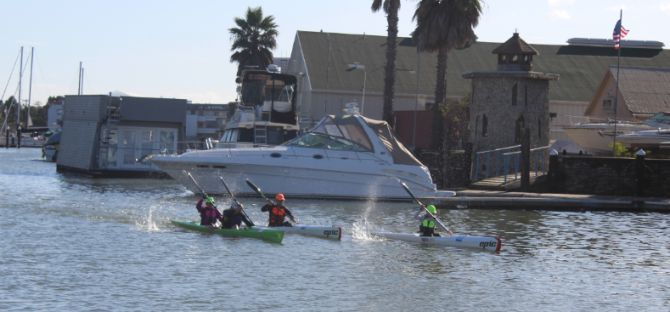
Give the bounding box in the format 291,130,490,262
2,149,669,312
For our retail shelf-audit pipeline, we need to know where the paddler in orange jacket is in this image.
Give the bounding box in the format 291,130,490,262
261,193,296,227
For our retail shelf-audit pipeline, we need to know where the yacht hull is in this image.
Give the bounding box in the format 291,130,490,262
563,123,651,155
150,149,447,201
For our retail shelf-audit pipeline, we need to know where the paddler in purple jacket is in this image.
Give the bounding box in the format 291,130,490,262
196,196,222,226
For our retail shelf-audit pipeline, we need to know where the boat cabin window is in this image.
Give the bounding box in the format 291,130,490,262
308,117,373,151
287,132,369,152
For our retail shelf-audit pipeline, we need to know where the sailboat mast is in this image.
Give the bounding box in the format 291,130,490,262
27,47,34,127
18,46,23,129
78,61,84,95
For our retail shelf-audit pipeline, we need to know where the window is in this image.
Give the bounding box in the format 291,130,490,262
602,99,614,111
524,85,528,106
515,115,525,144
538,119,542,139
482,115,488,137
512,83,518,106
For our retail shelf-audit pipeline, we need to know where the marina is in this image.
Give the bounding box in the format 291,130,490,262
3,1,670,311
2,148,668,311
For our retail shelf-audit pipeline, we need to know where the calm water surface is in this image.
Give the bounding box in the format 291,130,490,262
1,148,668,311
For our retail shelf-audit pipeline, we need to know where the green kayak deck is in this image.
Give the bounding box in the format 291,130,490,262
171,220,284,244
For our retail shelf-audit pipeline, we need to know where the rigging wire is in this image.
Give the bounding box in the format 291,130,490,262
1,49,21,102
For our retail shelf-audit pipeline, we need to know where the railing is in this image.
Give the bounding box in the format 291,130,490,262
471,144,550,183
501,145,551,184
472,145,520,181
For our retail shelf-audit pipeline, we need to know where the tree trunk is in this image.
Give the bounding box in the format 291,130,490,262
382,2,399,128
433,46,447,150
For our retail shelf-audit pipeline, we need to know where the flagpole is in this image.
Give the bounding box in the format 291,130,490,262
612,9,623,155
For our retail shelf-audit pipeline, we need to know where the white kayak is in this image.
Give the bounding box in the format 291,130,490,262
256,224,342,240
371,231,501,252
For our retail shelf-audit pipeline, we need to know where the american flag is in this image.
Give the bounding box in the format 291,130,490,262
612,19,629,49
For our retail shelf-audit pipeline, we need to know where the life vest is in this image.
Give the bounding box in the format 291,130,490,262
269,206,287,226
200,207,219,225
421,218,436,229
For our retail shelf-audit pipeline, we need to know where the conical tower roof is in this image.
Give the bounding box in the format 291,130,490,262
492,32,538,55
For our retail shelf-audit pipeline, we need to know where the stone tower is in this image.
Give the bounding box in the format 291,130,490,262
463,32,558,152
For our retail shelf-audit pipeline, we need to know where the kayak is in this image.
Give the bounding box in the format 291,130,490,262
371,231,501,252
171,220,284,244
255,224,342,240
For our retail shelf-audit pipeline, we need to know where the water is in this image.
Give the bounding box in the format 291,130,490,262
1,148,668,311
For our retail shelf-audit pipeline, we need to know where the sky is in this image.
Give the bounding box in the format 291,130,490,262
2,0,669,106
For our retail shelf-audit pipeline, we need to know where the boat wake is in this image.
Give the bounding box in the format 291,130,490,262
134,205,161,232
351,218,384,242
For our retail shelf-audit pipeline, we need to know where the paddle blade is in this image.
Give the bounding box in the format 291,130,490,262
219,176,235,198
184,170,208,197
246,179,262,195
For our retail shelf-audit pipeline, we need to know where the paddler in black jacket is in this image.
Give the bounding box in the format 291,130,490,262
261,193,296,227
220,202,254,229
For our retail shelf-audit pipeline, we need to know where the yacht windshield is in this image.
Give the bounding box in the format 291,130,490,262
306,116,374,151
286,132,369,151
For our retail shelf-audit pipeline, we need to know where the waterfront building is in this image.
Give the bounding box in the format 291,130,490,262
46,96,64,132
584,66,670,121
185,103,231,147
57,95,186,176
286,30,670,147
464,32,558,152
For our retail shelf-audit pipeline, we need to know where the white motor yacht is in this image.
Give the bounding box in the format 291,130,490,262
148,114,454,201
216,67,299,148
562,121,651,154
562,113,670,155
617,128,670,150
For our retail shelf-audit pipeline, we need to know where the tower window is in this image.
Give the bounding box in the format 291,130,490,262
482,115,488,137
524,85,528,106
515,115,525,144
512,83,518,106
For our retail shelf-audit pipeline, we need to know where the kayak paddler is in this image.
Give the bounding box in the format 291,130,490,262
221,201,254,229
416,204,442,237
196,196,222,227
261,193,296,227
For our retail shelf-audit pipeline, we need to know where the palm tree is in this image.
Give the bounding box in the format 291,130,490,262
229,7,278,78
371,0,401,128
412,0,481,186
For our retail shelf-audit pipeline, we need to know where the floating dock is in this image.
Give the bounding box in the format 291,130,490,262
432,190,670,213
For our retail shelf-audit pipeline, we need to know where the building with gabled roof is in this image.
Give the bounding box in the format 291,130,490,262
286,30,670,145
584,66,670,121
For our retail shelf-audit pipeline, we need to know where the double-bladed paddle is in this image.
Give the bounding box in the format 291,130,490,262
218,176,254,226
398,179,452,235
245,179,297,224
183,170,226,226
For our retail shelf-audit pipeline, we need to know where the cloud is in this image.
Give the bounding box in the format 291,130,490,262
547,0,574,20
660,2,670,13
548,0,576,6
550,9,572,20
